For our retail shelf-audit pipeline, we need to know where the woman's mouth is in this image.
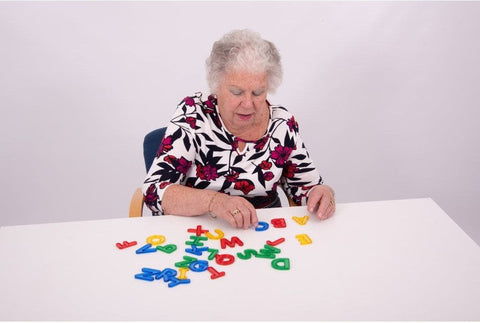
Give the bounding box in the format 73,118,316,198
237,113,253,121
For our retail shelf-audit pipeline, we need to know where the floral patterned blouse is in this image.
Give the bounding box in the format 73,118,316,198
143,92,323,215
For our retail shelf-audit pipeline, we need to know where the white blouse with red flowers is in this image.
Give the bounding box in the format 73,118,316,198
143,92,323,215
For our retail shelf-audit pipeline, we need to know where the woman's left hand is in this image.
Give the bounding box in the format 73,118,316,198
306,185,336,220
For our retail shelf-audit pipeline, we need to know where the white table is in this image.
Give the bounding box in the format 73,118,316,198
1,198,479,320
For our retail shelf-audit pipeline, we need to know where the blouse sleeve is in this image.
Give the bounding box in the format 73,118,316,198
142,97,198,215
279,116,323,206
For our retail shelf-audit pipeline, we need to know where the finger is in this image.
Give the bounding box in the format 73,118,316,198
328,203,336,219
234,198,257,229
320,199,336,220
231,205,248,229
219,204,238,228
246,203,258,229
319,202,333,220
307,187,324,214
230,208,243,228
234,207,248,230
307,193,321,214
222,211,237,228
236,203,257,229
249,207,258,228
316,196,330,219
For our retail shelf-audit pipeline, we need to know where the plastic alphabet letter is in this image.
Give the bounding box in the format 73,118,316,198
205,228,224,240
207,248,219,260
116,241,137,249
189,260,209,272
256,244,280,259
271,258,290,270
220,236,244,249
266,238,285,246
177,267,189,280
146,235,166,246
255,221,269,231
155,268,177,282
156,244,177,254
295,233,313,245
215,253,235,265
271,218,287,228
187,225,209,236
236,249,259,260
185,245,209,256
261,244,281,255
134,267,161,281
167,277,191,288
185,235,208,247
207,266,226,279
174,256,198,268
134,273,154,281
155,268,191,288
135,243,157,254
292,215,309,225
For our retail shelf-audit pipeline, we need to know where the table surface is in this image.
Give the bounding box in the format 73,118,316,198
1,198,479,321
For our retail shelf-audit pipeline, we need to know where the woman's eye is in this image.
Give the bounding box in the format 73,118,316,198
253,90,265,96
231,90,242,96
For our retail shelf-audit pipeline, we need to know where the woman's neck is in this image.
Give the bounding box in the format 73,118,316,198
229,105,271,142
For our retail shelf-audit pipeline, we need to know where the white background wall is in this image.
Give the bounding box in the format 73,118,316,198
1,1,479,245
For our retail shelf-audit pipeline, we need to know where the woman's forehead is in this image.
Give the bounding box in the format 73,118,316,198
223,70,268,88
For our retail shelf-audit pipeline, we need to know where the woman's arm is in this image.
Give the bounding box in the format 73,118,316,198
279,115,336,220
162,184,258,229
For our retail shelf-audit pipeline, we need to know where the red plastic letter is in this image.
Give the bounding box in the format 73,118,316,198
116,241,137,249
187,225,209,236
266,238,285,246
271,218,287,228
220,236,244,249
207,266,226,279
215,254,235,265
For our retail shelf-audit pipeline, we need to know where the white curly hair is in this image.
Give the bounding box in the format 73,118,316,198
206,29,283,94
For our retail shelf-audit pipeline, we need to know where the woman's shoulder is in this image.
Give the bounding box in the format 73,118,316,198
172,92,222,131
178,92,211,108
270,104,295,120
269,104,300,135
174,92,217,116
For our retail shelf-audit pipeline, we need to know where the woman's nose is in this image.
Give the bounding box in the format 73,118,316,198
241,94,254,109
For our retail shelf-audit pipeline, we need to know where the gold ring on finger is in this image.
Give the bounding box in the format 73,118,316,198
231,209,240,215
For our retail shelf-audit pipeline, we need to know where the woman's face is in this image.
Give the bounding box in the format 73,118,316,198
216,70,269,137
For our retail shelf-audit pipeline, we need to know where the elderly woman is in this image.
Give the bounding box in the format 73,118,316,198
143,29,335,229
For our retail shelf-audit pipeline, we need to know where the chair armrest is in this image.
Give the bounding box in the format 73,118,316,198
281,186,298,207
129,187,144,217
286,195,297,207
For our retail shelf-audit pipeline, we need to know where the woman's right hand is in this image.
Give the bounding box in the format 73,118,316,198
209,193,258,229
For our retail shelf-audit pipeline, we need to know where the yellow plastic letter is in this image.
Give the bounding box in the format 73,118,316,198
292,215,309,225
295,233,312,245
146,235,166,246
205,228,224,240
177,267,189,280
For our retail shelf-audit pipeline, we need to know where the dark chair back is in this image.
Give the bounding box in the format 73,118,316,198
143,127,167,172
